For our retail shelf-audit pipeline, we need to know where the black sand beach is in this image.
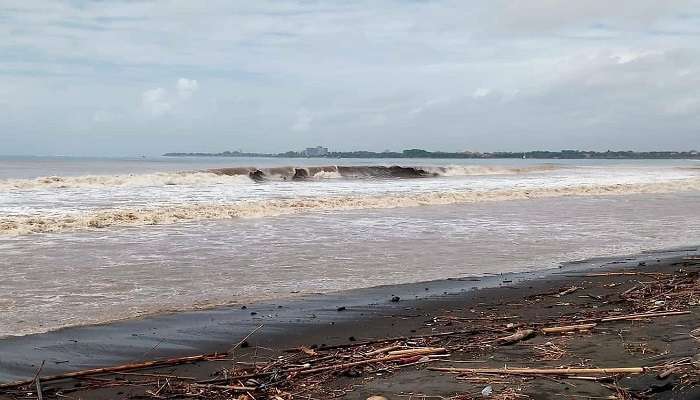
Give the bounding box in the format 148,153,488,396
1,247,700,399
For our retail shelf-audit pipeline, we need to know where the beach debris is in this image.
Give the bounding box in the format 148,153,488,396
429,367,648,376
3,265,700,399
541,323,596,334
555,286,581,297
495,329,535,345
595,310,690,323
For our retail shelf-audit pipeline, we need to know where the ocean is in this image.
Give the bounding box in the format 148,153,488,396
1,156,699,338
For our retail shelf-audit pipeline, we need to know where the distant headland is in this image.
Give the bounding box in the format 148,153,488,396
164,147,700,159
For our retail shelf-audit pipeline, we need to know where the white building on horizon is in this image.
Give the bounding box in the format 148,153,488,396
302,146,329,157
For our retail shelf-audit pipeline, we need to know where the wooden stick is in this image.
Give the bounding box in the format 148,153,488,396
364,345,404,356
35,378,43,400
229,324,264,353
440,316,519,322
0,353,226,389
599,310,690,322
188,383,258,391
555,287,581,297
294,328,484,352
495,329,535,345
429,367,647,376
542,323,597,334
387,347,444,356
583,272,668,277
294,348,446,376
575,310,690,324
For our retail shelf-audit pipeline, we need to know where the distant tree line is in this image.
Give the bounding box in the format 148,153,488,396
163,149,700,159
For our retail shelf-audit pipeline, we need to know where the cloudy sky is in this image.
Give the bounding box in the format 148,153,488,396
2,1,700,156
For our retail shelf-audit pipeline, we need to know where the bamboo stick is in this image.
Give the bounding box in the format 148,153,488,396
599,310,690,322
542,323,597,334
429,367,647,376
387,347,443,356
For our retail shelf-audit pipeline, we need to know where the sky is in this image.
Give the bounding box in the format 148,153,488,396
1,0,700,156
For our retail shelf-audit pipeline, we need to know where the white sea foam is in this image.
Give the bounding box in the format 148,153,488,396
0,172,251,190
422,164,562,176
2,177,699,235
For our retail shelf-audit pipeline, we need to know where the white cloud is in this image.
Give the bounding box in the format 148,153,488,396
141,78,198,117
176,78,199,100
3,1,700,154
473,88,492,98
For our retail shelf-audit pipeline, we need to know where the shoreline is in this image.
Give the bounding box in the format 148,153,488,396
1,246,698,392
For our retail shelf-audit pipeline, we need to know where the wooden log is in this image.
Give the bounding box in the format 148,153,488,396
429,367,647,376
542,323,597,334
495,329,535,345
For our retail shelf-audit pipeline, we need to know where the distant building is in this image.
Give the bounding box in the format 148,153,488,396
303,146,329,157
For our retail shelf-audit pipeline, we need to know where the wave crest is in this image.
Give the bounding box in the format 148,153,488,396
0,164,561,191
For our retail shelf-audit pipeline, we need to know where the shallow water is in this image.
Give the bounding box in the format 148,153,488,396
0,157,699,337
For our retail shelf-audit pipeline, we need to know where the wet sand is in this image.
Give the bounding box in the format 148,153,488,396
1,247,699,399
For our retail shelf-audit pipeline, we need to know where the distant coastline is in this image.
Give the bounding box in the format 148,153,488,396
163,148,700,159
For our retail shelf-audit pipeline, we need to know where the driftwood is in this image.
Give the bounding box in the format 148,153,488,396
429,367,647,376
387,347,444,356
2,261,698,399
364,345,404,356
598,310,690,322
495,329,535,345
542,323,597,334
575,310,691,324
555,286,581,297
293,348,446,376
288,328,485,352
188,383,258,391
0,353,225,389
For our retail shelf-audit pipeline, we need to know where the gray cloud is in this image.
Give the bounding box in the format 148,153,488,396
1,0,699,155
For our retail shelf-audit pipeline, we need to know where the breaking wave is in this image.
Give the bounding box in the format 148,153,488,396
2,177,699,235
0,164,561,190
210,164,562,181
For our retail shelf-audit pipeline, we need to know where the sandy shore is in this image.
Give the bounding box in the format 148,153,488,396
1,246,699,399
